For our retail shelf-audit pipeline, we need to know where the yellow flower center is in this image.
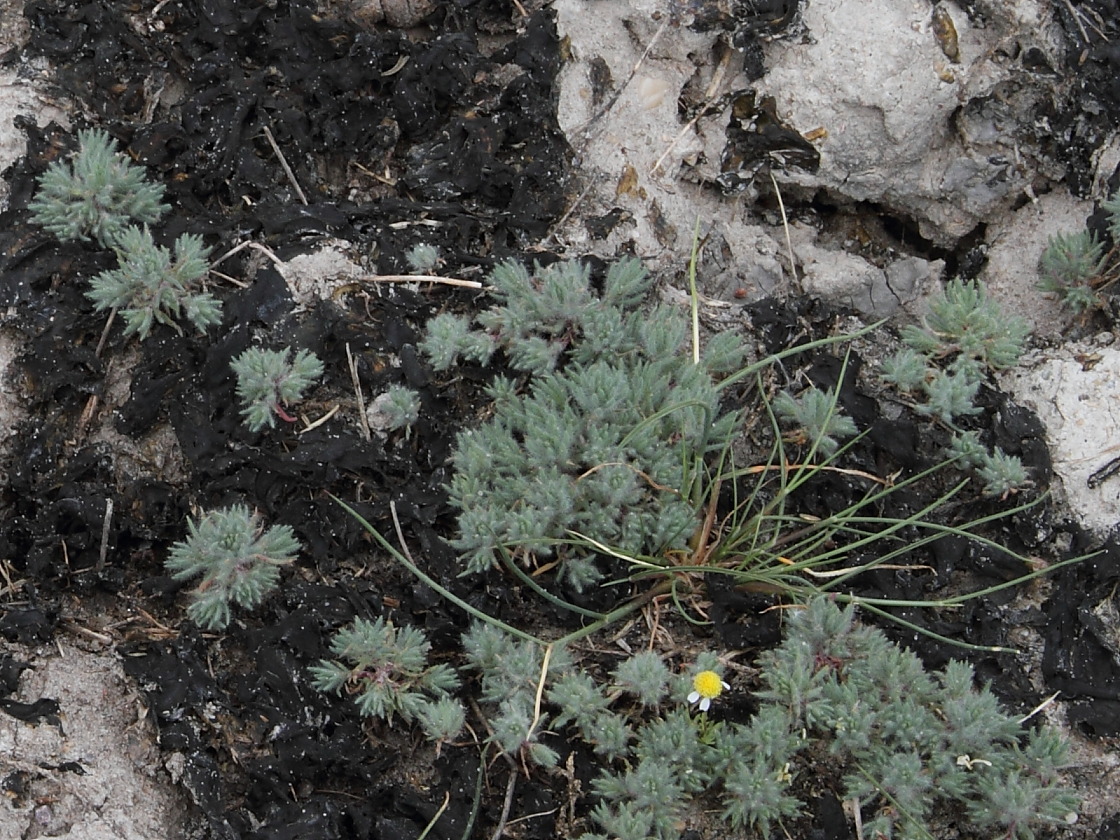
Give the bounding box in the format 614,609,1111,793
692,670,724,700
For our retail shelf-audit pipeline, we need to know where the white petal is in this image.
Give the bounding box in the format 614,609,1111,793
699,697,711,712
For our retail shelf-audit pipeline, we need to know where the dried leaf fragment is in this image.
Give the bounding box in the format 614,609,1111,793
931,6,960,63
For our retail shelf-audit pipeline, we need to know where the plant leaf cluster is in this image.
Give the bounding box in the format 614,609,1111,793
420,257,747,590
28,128,170,247
87,226,221,340
1039,230,1107,314
34,127,1078,833
900,278,1028,376
31,128,222,342
164,505,300,630
461,622,576,768
881,279,1032,497
748,598,1079,840
771,386,857,457
404,243,440,273
1038,190,1120,314
310,617,463,744
231,347,324,432
370,385,421,435
29,129,330,631
449,600,1077,840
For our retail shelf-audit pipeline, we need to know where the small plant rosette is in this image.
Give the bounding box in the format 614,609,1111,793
164,504,300,630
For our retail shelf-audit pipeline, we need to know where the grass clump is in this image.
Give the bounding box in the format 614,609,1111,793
29,128,169,248
420,257,747,591
412,257,1063,617
165,505,300,630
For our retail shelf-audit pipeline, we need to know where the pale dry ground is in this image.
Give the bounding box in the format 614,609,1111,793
0,637,204,840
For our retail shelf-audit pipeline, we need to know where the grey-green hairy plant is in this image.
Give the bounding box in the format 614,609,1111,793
772,387,857,457
880,279,1031,495
976,447,1032,498
461,621,576,768
310,617,463,743
87,226,221,340
878,346,928,394
750,598,1078,840
448,599,1076,840
405,243,440,273
612,650,671,708
370,385,421,435
231,346,324,432
576,598,1078,840
1038,191,1120,315
1103,191,1120,243
29,128,169,247
420,257,747,590
901,278,1028,374
165,504,300,630
1039,230,1106,314
916,368,982,424
944,429,986,469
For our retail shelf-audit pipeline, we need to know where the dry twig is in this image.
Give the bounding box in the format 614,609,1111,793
263,125,308,205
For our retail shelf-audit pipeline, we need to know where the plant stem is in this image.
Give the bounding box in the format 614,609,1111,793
688,217,701,365
334,494,673,648
498,547,606,620
552,579,672,648
333,495,544,645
